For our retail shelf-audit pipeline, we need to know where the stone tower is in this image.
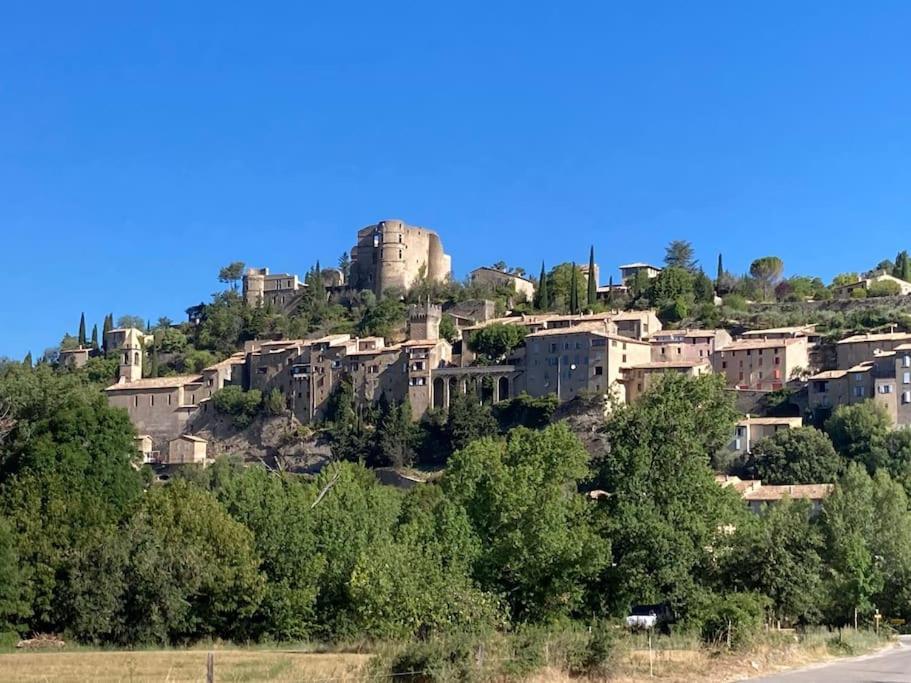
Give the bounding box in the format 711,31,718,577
408,301,442,341
242,267,268,307
349,219,452,296
118,328,143,383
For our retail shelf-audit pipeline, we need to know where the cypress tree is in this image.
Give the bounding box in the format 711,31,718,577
607,275,614,306
23,351,32,367
716,253,724,285
537,262,550,310
586,246,597,307
78,313,87,347
102,314,113,352
570,263,579,314
91,324,99,349
901,251,911,282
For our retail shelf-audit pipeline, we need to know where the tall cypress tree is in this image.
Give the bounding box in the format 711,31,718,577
102,314,113,352
586,246,597,307
903,252,911,282
78,313,87,347
716,253,724,285
537,262,549,310
569,263,579,314
607,275,614,306
91,324,99,349
23,351,32,367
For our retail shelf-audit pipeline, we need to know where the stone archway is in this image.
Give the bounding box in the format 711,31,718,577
498,376,510,402
433,377,445,409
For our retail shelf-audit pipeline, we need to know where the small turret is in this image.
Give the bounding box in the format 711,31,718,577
118,328,144,383
408,300,442,341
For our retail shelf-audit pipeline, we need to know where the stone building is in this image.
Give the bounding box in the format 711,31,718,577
523,326,651,403
712,337,810,390
58,347,93,369
469,267,535,303
349,219,451,295
242,267,306,311
835,331,911,370
832,272,911,299
618,262,662,284
648,329,732,363
724,416,804,460
166,435,208,465
623,359,712,403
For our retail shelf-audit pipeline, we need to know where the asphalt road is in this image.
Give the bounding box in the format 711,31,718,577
747,637,911,682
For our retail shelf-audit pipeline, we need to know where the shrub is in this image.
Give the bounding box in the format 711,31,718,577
211,386,263,429
850,287,868,299
693,592,770,648
723,294,748,311
264,388,286,416
868,279,902,298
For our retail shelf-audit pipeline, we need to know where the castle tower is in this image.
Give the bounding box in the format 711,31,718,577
119,328,143,383
409,301,442,341
242,267,268,307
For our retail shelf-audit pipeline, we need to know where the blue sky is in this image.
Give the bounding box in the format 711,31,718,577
2,2,910,358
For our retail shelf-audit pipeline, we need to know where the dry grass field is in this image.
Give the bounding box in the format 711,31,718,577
0,649,371,683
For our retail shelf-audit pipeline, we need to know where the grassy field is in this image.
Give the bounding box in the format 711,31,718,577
0,649,370,683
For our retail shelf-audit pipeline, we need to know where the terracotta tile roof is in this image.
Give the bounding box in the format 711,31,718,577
809,370,848,380
741,325,816,336
105,375,202,391
629,360,712,370
743,483,833,502
722,338,805,351
837,331,911,345
649,329,720,339
619,262,662,269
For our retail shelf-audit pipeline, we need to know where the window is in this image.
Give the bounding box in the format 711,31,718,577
168,394,172,406
854,386,866,398
854,374,864,383
134,396,139,408
904,355,911,368
677,347,682,355
775,357,781,365
904,372,911,385
880,384,894,394
150,395,154,407
722,361,727,369
594,366,603,376
549,343,558,353
622,354,627,363
904,391,911,405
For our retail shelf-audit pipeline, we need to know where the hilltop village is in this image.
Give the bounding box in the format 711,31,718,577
52,218,911,508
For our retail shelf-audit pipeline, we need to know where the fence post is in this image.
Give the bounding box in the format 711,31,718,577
207,652,214,683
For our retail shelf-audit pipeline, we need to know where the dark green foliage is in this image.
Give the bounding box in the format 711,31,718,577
264,388,286,416
569,262,579,314
745,427,843,484
693,592,770,647
445,424,608,621
78,313,86,347
493,393,558,431
90,324,98,349
373,398,416,468
356,295,406,340
664,240,697,271
218,261,246,290
536,261,549,309
716,253,724,285
868,278,902,297
445,392,499,453
467,323,526,363
438,315,458,343
211,386,263,429
592,372,745,618
547,263,586,313
0,517,26,632
824,401,891,473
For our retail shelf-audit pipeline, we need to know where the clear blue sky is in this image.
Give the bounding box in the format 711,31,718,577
3,2,910,358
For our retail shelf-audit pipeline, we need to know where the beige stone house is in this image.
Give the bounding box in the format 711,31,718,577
723,416,804,460
469,267,535,303
524,326,651,403
58,347,93,369
717,476,832,515
833,272,911,299
166,435,208,465
835,331,911,370
619,263,662,284
648,329,732,363
712,337,809,390
623,359,712,403
242,267,306,310
350,219,451,295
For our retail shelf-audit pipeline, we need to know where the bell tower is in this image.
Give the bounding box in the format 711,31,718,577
119,328,143,383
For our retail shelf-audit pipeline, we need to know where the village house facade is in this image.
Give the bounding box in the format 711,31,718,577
712,337,809,390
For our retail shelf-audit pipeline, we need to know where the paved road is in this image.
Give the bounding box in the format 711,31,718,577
747,638,911,682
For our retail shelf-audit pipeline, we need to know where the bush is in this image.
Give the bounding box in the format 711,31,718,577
693,592,770,648
264,388,286,416
850,287,868,299
211,386,263,429
868,279,902,298
723,294,748,311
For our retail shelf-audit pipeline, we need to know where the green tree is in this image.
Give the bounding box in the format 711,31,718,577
116,315,145,330
824,401,891,473
832,273,860,287
102,314,113,352
744,427,843,484
118,481,264,644
264,388,286,416
716,253,724,286
664,240,697,271
357,296,406,340
211,386,263,429
438,315,458,343
78,313,86,347
467,323,526,364
445,392,498,453
338,251,351,281
723,499,825,624
90,324,99,349
586,246,597,307
693,270,715,303
22,352,31,368
749,256,784,301
569,262,579,314
536,261,550,310
0,517,27,633
444,423,608,621
374,398,416,468
868,279,902,297
819,465,884,624
591,372,745,617
218,261,246,291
